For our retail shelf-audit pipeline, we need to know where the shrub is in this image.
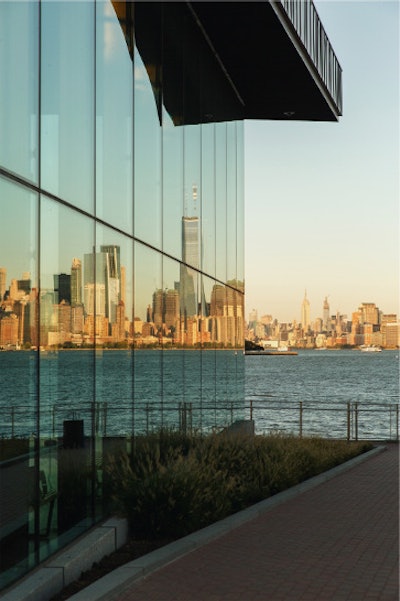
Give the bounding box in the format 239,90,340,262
105,432,372,540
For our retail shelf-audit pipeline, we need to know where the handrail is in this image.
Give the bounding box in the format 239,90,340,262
1,400,398,441
246,399,399,441
276,0,343,116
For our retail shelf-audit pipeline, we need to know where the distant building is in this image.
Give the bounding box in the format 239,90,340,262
301,290,311,330
383,322,400,348
323,296,330,331
0,267,6,301
359,302,379,326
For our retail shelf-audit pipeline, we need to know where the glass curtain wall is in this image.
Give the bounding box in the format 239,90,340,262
0,0,244,589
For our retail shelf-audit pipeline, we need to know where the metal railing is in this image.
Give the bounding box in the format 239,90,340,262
247,398,399,441
0,400,244,440
1,400,398,442
277,0,343,115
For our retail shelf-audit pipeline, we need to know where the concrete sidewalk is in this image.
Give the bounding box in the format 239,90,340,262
68,443,399,601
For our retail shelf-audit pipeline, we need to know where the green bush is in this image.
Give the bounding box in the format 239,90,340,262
105,432,372,540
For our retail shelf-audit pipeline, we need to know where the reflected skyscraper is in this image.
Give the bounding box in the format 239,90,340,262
180,216,199,318
71,258,82,306
53,273,71,304
182,216,199,269
84,246,120,326
180,184,201,319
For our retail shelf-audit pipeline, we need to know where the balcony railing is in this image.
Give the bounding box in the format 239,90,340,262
277,0,343,116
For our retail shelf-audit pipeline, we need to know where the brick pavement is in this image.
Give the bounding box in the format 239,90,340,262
109,444,399,601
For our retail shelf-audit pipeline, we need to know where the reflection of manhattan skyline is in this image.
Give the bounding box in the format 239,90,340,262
0,238,244,349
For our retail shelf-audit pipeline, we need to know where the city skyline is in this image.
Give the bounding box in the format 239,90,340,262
0,250,244,349
246,299,399,350
248,294,397,328
244,1,399,322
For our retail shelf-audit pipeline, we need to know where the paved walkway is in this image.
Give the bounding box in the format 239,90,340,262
73,444,399,601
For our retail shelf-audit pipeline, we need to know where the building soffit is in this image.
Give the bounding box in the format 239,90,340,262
131,1,342,125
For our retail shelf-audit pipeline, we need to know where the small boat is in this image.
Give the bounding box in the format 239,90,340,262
246,349,298,356
359,345,382,352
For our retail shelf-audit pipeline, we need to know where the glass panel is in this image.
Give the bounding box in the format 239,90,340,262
226,122,237,285
40,197,95,544
236,122,245,287
94,225,133,425
198,274,216,432
94,226,133,504
217,347,245,427
0,177,38,589
215,123,227,283
183,341,201,428
180,126,201,342
134,45,162,248
162,108,184,260
41,1,94,212
96,1,133,233
201,123,216,278
183,126,201,259
0,2,38,183
162,256,184,430
133,243,162,434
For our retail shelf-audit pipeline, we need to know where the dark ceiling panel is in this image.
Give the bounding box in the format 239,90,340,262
134,2,340,125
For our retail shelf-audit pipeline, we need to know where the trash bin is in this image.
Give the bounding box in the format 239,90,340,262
63,419,84,448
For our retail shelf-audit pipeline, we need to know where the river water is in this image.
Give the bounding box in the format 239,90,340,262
246,349,399,439
0,349,398,440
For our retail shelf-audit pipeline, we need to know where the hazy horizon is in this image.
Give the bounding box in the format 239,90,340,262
244,1,399,323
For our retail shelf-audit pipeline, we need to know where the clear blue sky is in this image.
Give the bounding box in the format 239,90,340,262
244,0,399,324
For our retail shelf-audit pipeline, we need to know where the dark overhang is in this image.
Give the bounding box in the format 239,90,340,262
134,1,342,125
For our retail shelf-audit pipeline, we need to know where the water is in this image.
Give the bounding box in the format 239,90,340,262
245,350,399,439
0,349,398,440
0,350,245,438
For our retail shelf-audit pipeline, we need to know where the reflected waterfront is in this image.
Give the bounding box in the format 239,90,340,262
0,349,245,438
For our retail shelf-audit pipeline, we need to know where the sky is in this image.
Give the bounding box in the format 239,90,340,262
244,0,399,324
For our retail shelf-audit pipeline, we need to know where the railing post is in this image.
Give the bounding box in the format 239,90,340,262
103,402,107,437
250,399,253,422
95,401,99,436
299,401,303,438
354,402,358,441
188,403,193,434
179,402,187,435
347,402,351,442
11,406,15,438
396,404,399,442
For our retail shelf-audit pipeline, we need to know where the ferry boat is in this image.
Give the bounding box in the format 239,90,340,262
246,348,298,356
359,345,382,353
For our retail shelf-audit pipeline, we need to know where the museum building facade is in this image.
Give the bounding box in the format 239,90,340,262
0,0,342,589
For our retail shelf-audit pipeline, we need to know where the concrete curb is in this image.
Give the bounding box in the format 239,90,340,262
1,517,128,601
68,445,386,601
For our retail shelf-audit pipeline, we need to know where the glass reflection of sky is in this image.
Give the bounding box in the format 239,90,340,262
1,0,244,325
